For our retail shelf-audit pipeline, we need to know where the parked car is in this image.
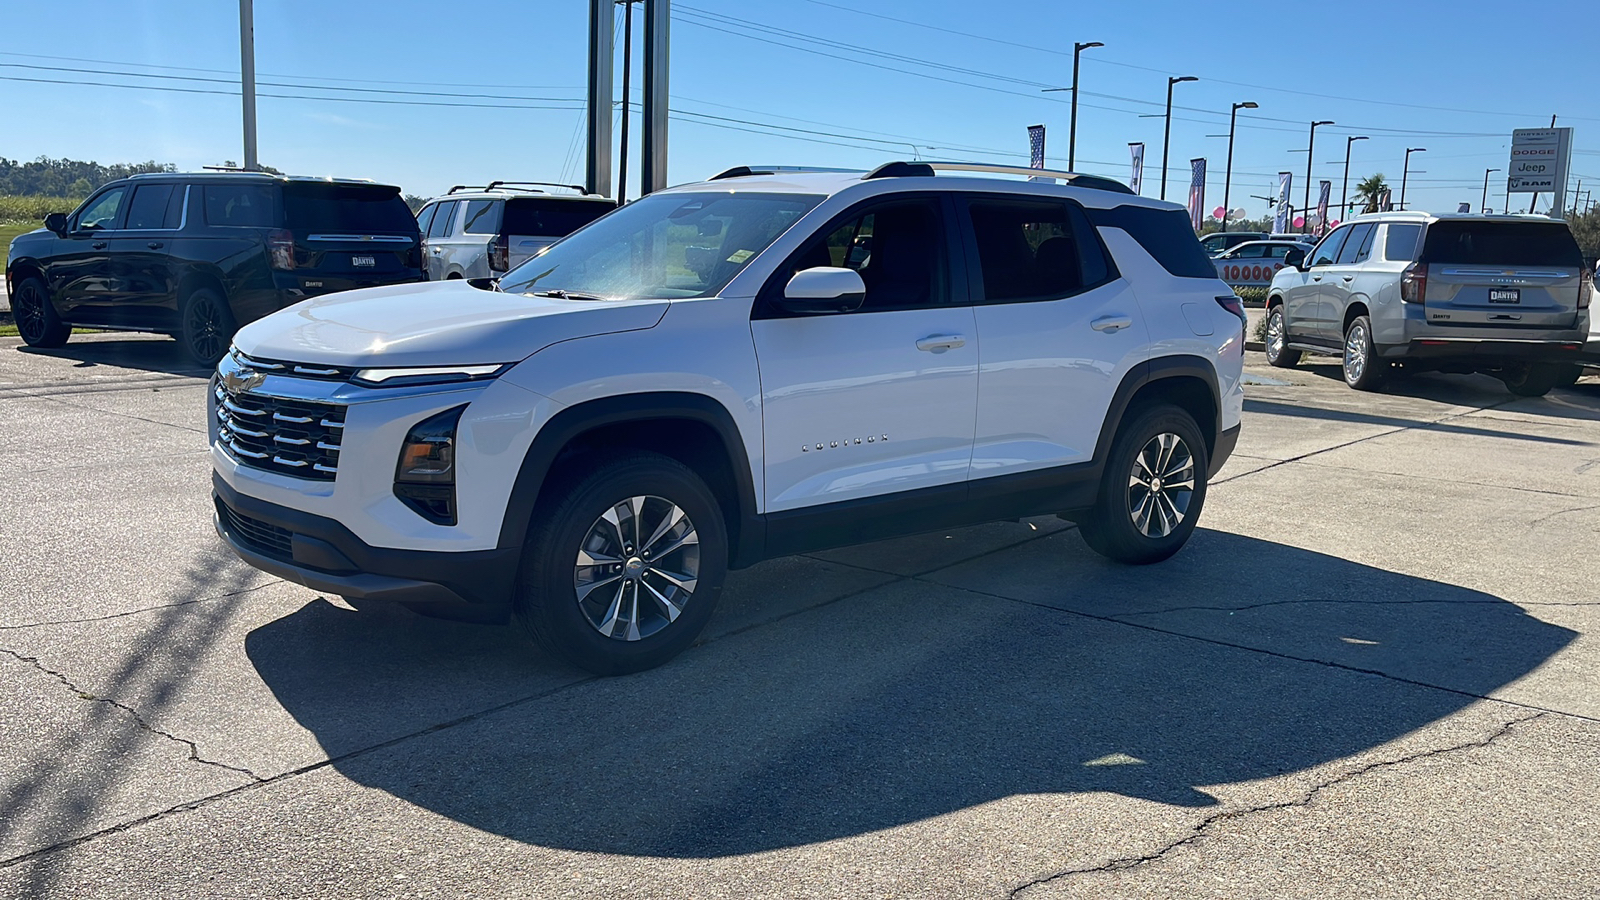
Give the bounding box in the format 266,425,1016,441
1214,239,1313,262
1198,231,1268,256
415,183,616,280
1268,232,1317,243
210,160,1244,674
5,172,423,364
1263,212,1592,395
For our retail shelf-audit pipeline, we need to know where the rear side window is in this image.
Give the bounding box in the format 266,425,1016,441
282,184,417,235
124,184,176,230
204,184,277,227
1384,224,1421,261
502,198,614,238
1086,205,1216,278
462,199,503,235
428,200,457,238
969,198,1114,302
1335,223,1374,265
1230,244,1267,258
415,203,437,236
1420,221,1582,267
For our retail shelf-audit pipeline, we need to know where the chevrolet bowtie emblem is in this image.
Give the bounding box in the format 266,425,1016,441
222,368,266,393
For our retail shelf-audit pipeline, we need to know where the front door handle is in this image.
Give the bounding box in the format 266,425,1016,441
92,241,107,250
1342,275,1354,282
1090,315,1133,333
915,334,966,352
147,241,164,250
1311,274,1323,281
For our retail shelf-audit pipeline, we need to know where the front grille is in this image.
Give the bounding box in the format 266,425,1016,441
215,383,346,481
235,352,359,382
216,498,293,559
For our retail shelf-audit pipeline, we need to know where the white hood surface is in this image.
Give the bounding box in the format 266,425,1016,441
231,280,669,368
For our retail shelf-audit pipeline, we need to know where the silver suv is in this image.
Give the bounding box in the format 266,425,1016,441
1264,212,1593,396
415,183,615,280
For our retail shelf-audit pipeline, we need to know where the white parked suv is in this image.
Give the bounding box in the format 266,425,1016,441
210,161,1245,673
416,183,615,280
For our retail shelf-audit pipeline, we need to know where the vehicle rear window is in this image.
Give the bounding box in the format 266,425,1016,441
282,184,417,235
1086,205,1216,278
502,198,615,238
1420,221,1582,267
204,184,277,227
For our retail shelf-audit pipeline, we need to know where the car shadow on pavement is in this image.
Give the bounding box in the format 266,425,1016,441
246,530,1573,858
14,336,214,379
1243,397,1595,445
1291,362,1600,418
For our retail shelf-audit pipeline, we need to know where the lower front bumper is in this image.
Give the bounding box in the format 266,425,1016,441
1209,424,1240,478
213,474,518,623
1379,338,1585,362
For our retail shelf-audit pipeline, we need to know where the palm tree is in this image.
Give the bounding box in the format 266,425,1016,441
1354,174,1389,214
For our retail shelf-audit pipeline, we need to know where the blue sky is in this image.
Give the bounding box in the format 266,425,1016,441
2,0,1596,221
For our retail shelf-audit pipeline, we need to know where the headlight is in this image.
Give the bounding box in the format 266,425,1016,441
394,405,467,525
353,364,507,387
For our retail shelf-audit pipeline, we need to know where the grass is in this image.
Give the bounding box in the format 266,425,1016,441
1,220,37,257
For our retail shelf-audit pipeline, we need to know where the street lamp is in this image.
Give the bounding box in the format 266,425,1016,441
1161,75,1198,200
1341,135,1367,222
1222,101,1257,227
1400,147,1426,210
1305,120,1333,232
1482,168,1501,214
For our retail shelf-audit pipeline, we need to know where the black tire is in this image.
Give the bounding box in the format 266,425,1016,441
1342,314,1387,391
1501,362,1564,398
514,451,727,675
11,275,70,348
180,287,236,366
1079,403,1209,565
1263,303,1299,368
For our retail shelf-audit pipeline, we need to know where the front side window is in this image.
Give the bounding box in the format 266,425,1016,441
124,184,176,230
204,184,277,227
75,187,128,230
778,197,949,311
1310,226,1351,267
415,202,437,236
499,191,821,301
967,197,1110,302
427,200,457,238
462,199,503,235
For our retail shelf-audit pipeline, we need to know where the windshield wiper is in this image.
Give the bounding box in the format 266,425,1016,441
529,288,611,302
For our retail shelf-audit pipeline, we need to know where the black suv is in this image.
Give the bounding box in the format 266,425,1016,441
5,172,423,364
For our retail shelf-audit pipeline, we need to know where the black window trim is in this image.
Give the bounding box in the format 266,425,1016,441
70,183,132,233
955,193,1121,306
753,191,970,320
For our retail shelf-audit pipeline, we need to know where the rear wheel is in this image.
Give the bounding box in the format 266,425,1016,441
1501,362,1564,398
1342,315,1387,391
1264,304,1299,367
1079,403,1209,565
12,276,70,348
180,287,235,366
514,451,727,675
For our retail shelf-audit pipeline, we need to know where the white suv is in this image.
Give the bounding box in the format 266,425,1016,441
416,183,615,280
210,161,1245,673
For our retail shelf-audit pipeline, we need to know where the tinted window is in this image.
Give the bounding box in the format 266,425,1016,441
1420,221,1582,267
1086,206,1216,278
967,198,1108,302
1384,224,1422,262
782,198,948,311
1067,203,1112,287
1230,243,1267,258
502,198,615,237
462,199,502,234
1335,223,1375,265
1264,244,1297,260
204,184,277,227
124,184,175,230
415,203,437,236
283,184,416,234
1352,224,1379,262
76,187,128,230
427,200,457,238
1310,226,1351,267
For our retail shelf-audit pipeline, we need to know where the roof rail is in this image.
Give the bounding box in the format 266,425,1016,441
863,161,934,179
708,165,864,180
486,180,600,195
446,184,487,194
865,160,1136,194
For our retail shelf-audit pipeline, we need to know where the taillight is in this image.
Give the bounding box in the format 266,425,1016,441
406,244,423,270
1399,262,1427,303
488,234,509,272
267,229,295,271
1579,268,1593,310
1214,294,1247,328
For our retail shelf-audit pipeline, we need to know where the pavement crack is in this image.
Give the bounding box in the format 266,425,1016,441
0,579,284,631
1109,595,1600,619
1009,713,1545,897
0,646,263,783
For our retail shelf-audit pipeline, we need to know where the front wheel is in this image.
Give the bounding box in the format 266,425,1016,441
1263,304,1299,368
1343,315,1387,391
1079,404,1209,565
11,276,70,348
1501,362,1565,398
514,451,727,674
180,287,236,366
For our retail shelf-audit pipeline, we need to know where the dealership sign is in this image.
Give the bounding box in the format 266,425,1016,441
1215,259,1289,287
1506,128,1573,206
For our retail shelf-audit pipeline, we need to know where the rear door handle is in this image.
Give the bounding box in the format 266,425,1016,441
147,241,164,250
1342,275,1354,282
1090,315,1133,333
92,241,107,250
1311,274,1323,281
915,334,966,352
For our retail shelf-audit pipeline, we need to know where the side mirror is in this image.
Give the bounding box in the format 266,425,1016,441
44,213,67,235
779,266,866,314
1282,248,1305,270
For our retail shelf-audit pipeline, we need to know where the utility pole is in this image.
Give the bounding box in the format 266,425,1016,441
1161,75,1197,200
1400,147,1425,211
1222,100,1256,227
1482,167,1500,213
238,0,258,171
1304,120,1332,231
1341,135,1367,223
616,0,637,204
1042,41,1103,171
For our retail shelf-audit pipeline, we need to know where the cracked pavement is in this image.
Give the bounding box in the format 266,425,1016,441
2,333,1600,899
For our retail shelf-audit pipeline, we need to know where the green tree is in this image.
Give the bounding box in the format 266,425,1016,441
403,193,426,213
1568,206,1600,267
1353,173,1389,214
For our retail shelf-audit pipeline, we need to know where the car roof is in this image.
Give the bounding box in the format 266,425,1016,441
1344,211,1560,225
428,190,614,203
1232,239,1310,247
124,171,399,189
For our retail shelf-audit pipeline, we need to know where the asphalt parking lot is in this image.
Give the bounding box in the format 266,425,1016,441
3,333,1599,899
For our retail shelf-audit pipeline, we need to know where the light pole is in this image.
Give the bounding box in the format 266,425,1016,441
1222,101,1256,227
1341,135,1367,222
1400,147,1425,210
238,0,258,171
1041,41,1102,171
1482,168,1500,213
1304,120,1333,232
616,0,637,204
1161,75,1198,200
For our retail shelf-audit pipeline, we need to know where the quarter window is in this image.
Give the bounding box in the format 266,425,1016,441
462,199,503,235
1384,224,1422,262
75,188,128,231
124,184,176,230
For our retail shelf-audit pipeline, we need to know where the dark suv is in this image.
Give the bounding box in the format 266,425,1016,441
5,172,423,364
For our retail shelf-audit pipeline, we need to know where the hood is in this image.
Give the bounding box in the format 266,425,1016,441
231,280,668,368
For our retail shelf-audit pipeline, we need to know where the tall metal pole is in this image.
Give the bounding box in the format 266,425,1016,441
1341,135,1366,222
616,0,634,205
1223,101,1256,227
1482,168,1500,213
1400,147,1424,211
239,0,258,171
1305,120,1332,231
640,0,670,196
585,0,615,198
1161,76,1196,201
1068,41,1102,171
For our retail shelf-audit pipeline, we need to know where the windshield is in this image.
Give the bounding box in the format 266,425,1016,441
497,191,823,300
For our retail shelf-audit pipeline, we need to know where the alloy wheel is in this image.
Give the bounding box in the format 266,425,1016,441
1266,309,1285,361
1127,432,1195,539
1344,322,1368,383
185,297,227,362
573,495,700,641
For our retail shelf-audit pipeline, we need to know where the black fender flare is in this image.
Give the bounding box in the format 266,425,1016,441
1091,355,1222,467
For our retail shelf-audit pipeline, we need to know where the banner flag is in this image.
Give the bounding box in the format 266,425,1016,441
1380,188,1393,212
1129,143,1145,195
1273,172,1293,233
1188,158,1207,230
1457,202,1471,213
1028,125,1048,182
1316,180,1331,236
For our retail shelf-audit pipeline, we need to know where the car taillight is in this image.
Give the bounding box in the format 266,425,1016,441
1400,262,1427,303
488,234,509,272
1214,294,1247,328
268,229,295,271
1579,268,1593,310
407,244,423,270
